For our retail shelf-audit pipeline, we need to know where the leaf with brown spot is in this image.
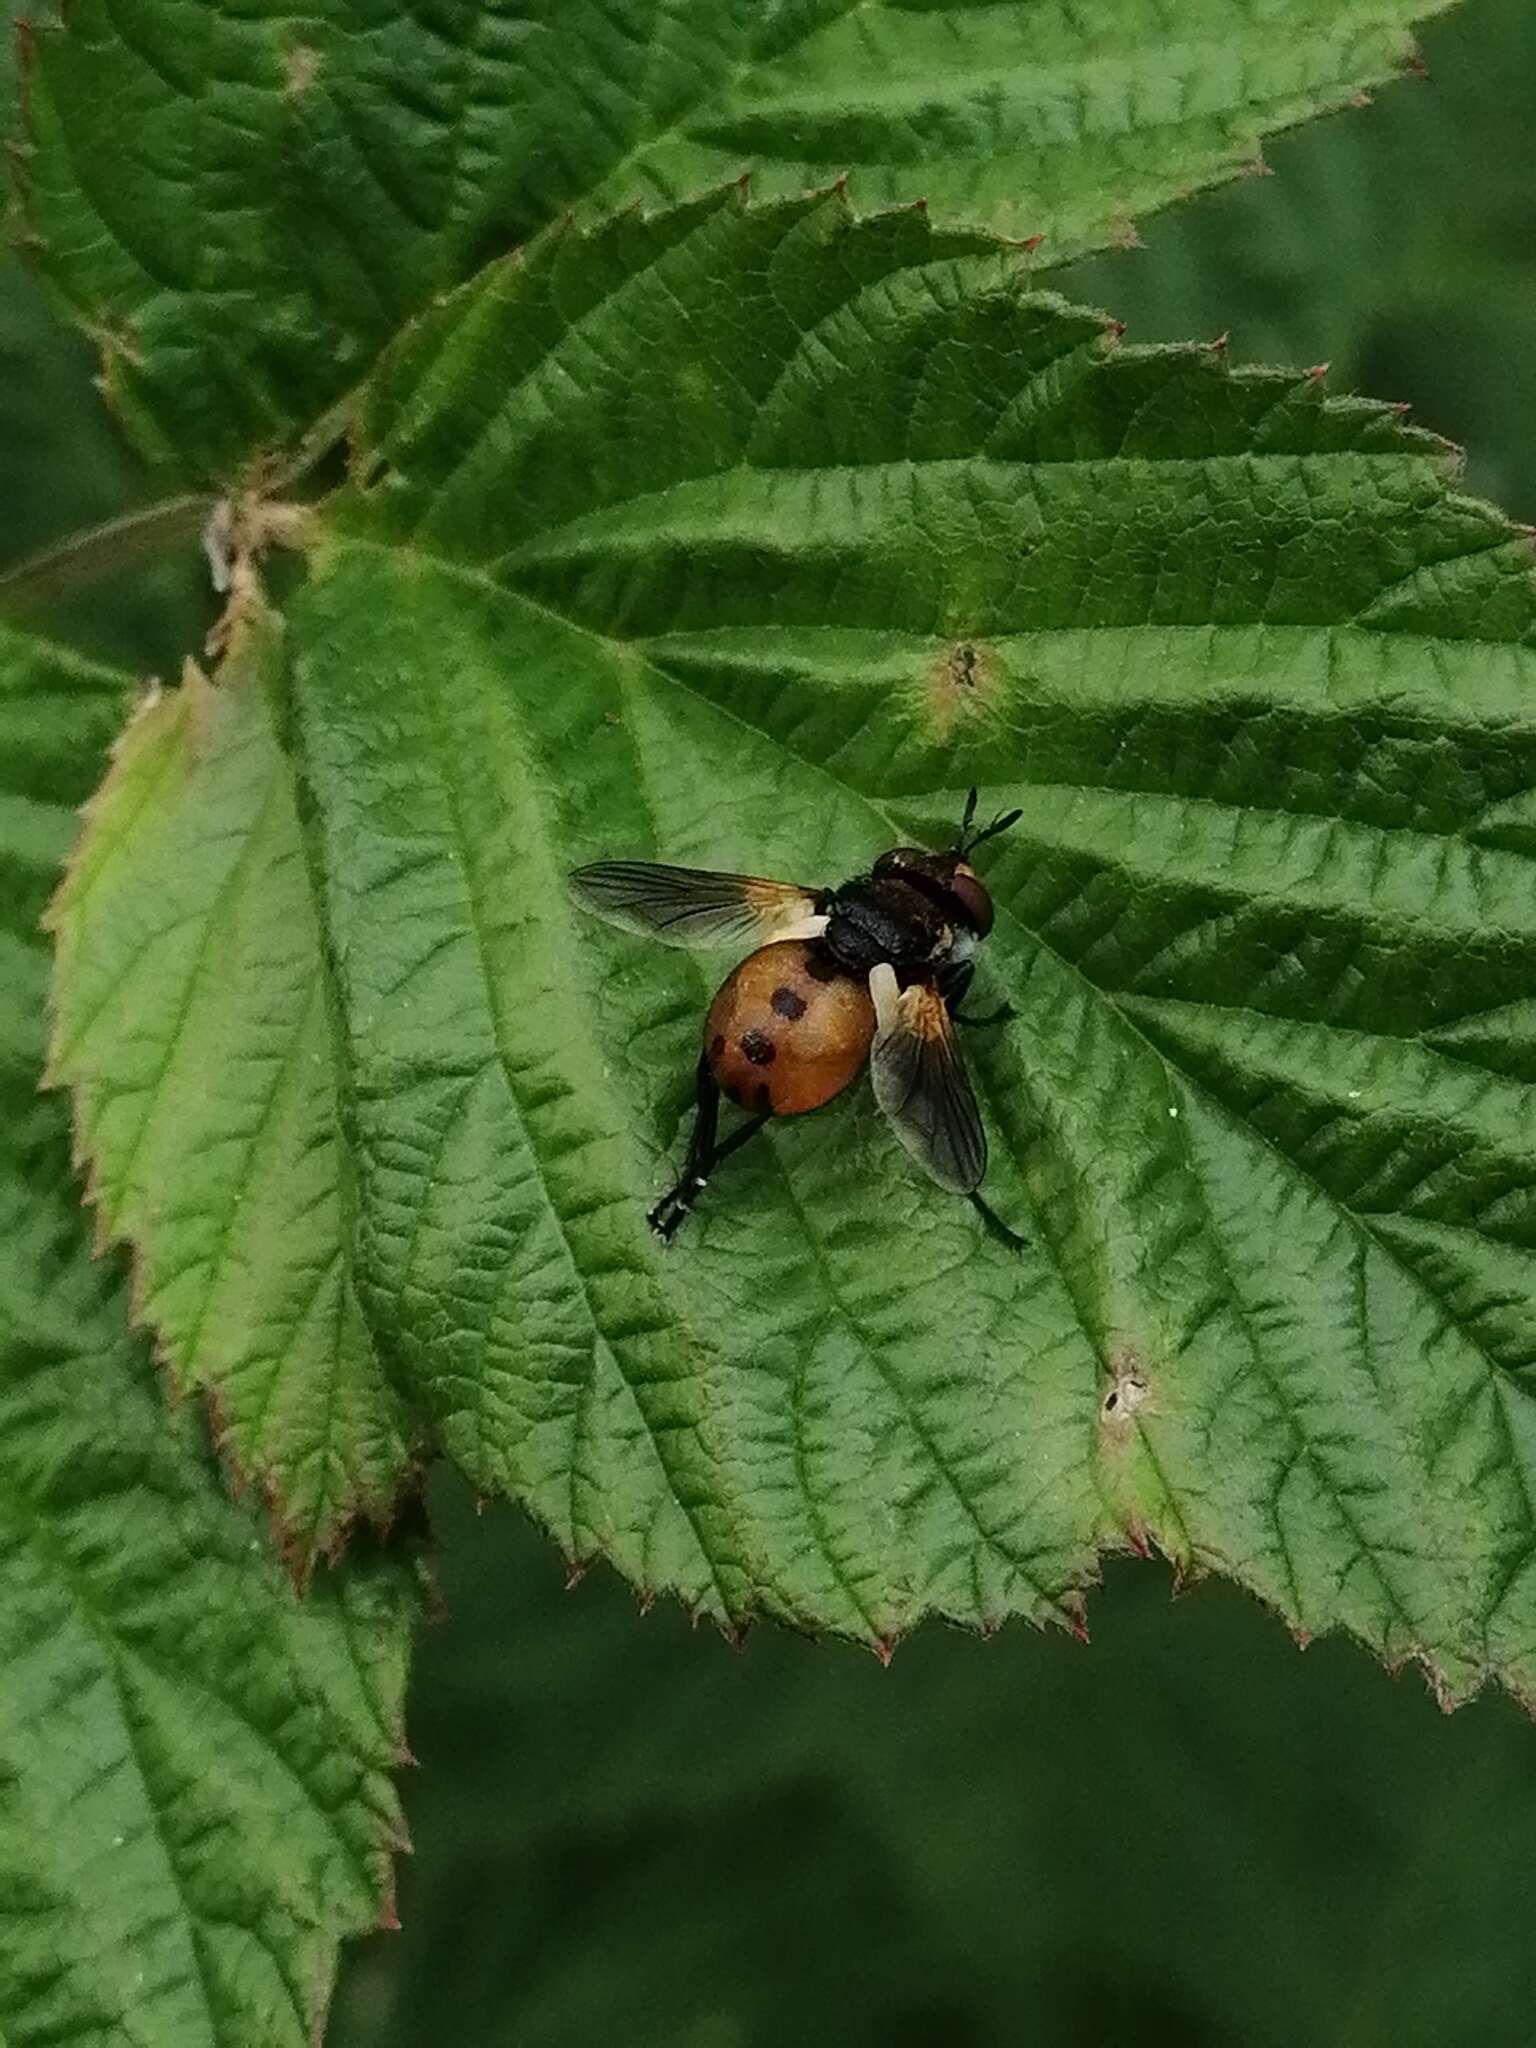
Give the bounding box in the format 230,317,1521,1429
25,9,1536,1712
43,187,1536,1703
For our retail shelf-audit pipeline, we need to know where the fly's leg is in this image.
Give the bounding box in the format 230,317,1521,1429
936,959,974,1007
648,1055,719,1239
937,959,1015,1030
969,1190,1028,1252
649,1112,771,1239
954,1001,1015,1028
707,1110,772,1179
649,1056,771,1240
934,965,1027,1249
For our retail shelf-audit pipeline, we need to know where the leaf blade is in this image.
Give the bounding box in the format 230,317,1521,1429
45,187,1536,1699
17,0,1457,471
0,622,417,2048
44,621,417,1573
298,193,1536,1692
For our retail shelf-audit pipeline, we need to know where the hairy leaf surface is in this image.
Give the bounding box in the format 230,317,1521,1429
0,624,416,2047
18,0,1452,473
45,622,417,1573
52,191,1536,1696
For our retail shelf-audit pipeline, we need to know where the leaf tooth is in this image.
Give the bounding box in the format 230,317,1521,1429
1168,1558,1208,1602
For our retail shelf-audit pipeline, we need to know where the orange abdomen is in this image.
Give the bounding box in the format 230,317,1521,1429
705,941,875,1117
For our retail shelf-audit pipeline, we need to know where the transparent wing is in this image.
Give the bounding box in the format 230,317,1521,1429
869,976,987,1194
569,860,823,950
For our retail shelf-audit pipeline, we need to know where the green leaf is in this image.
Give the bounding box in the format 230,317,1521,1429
17,0,1454,474
0,622,417,2047
54,190,1536,1700
1054,0,1536,523
45,617,418,1575
0,1159,416,2047
0,622,131,974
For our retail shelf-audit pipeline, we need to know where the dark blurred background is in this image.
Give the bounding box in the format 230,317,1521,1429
4,3,1536,2041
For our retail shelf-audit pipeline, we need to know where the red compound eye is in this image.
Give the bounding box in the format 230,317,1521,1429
949,866,994,936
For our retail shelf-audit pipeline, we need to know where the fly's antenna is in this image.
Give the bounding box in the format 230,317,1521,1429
956,788,1022,857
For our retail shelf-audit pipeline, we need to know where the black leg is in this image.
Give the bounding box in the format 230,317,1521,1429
953,1000,1015,1029
649,1058,771,1241
937,959,1014,1029
710,1111,772,1169
969,1190,1028,1252
648,1055,718,1239
936,959,975,1008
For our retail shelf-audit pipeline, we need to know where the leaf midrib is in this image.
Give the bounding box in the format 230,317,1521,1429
329,527,1533,1658
597,0,1429,189
0,1488,304,2043
609,646,1090,1634
769,1143,1077,1627
466,446,1453,574
401,631,743,1619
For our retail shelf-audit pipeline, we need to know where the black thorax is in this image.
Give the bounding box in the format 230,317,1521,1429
822,875,951,974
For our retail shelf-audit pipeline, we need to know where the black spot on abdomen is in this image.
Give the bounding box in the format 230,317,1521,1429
804,947,840,983
741,1029,776,1067
770,985,807,1020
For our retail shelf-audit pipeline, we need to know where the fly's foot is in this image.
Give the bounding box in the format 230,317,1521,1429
969,1191,1028,1252
647,1174,706,1241
954,1001,1015,1029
